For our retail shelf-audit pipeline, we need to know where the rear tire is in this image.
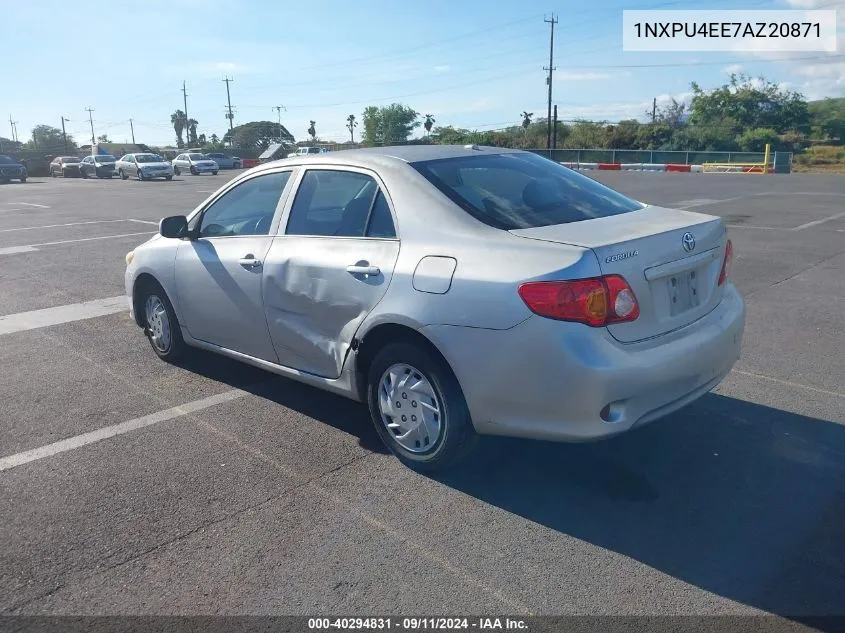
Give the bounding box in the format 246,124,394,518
137,170,144,181
165,175,173,181
173,167,181,176
51,168,56,178
119,169,127,180
367,342,477,472
190,166,197,175
138,281,185,362
19,177,26,183
212,171,218,176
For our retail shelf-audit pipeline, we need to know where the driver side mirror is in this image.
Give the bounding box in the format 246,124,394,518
159,215,188,239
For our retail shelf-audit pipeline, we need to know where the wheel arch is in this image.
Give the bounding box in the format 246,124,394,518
131,272,168,328
352,322,457,402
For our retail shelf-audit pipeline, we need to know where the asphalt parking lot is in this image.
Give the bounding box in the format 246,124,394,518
1,169,843,620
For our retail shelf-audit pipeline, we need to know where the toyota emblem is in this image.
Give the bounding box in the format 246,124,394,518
682,232,696,252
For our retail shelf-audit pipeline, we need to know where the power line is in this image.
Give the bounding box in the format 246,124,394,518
562,53,845,69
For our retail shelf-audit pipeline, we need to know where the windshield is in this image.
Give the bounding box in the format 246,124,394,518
412,152,643,230
135,154,161,163
0,155,17,164
96,155,116,162
188,153,207,160
307,147,322,154
62,157,81,163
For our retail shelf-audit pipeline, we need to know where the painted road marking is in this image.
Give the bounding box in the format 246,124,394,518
792,210,845,231
0,232,154,256
15,202,51,208
0,296,128,335
0,390,248,471
0,246,38,255
732,369,843,399
127,219,160,225
0,220,129,233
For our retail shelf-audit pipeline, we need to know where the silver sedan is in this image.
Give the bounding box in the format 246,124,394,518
124,145,745,471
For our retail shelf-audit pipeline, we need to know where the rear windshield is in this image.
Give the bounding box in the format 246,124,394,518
412,152,643,230
135,154,160,163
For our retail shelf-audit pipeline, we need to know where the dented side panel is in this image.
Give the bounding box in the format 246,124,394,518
262,236,401,378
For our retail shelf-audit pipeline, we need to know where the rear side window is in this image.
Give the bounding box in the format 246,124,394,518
286,170,395,238
412,152,643,230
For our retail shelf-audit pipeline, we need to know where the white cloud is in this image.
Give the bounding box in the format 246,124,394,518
723,64,744,74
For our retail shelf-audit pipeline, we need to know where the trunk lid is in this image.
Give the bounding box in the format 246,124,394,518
511,205,728,342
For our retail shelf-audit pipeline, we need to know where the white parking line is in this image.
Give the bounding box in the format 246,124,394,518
0,296,128,335
792,210,845,231
732,369,843,399
0,389,247,471
15,202,51,208
0,232,154,256
0,246,38,255
0,220,129,233
126,219,160,225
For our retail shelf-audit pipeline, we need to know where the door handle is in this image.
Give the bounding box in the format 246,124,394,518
346,264,380,276
239,256,262,268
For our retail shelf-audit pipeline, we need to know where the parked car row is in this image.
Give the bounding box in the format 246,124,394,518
36,152,245,182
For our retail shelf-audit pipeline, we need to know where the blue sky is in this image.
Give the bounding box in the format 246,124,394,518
4,0,843,146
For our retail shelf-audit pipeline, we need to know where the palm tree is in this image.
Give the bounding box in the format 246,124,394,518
521,111,533,129
346,114,358,143
210,133,219,144
171,109,186,147
187,119,198,145
424,114,435,136
307,120,316,142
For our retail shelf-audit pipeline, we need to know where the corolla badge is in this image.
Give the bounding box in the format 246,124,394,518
682,232,696,252
605,249,639,263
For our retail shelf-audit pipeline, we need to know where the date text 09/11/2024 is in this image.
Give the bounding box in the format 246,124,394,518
307,617,529,630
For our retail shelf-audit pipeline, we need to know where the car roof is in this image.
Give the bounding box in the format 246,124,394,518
254,144,522,173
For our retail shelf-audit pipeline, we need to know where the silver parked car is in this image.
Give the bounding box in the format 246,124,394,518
116,153,173,181
124,145,745,471
172,152,219,176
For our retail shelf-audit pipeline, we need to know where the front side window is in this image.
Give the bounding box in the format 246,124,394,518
412,152,643,230
198,171,291,238
285,170,394,238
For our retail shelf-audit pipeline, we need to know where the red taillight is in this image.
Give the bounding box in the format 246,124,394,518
718,239,733,286
518,275,639,327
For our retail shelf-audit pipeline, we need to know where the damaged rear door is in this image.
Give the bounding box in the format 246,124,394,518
262,167,400,378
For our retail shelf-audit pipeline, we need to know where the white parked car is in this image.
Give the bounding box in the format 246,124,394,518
116,154,173,181
287,146,328,158
172,153,219,176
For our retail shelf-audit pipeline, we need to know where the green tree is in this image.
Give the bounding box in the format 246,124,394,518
361,104,419,146
171,110,186,148
346,114,358,143
735,127,781,152
690,74,809,134
26,124,76,151
224,121,294,150
521,111,533,129
0,136,23,152
307,120,316,142
97,134,111,143
808,97,845,143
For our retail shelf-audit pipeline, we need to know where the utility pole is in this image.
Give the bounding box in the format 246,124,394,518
60,116,69,153
273,105,286,143
552,104,558,151
181,81,190,146
85,108,96,154
129,118,136,144
223,76,235,137
652,97,657,124
12,122,19,144
9,115,16,143
544,14,558,150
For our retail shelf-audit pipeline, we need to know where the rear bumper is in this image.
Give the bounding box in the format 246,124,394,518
422,283,746,442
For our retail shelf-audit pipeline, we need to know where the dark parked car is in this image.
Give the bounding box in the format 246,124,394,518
49,156,83,177
80,155,117,178
205,152,242,169
0,154,27,183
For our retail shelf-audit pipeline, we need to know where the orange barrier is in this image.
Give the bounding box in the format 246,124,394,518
242,158,260,169
597,162,621,170
666,164,691,173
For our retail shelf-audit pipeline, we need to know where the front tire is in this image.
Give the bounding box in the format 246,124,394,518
190,166,197,175
119,169,127,180
140,282,185,362
173,167,181,175
137,170,144,181
165,175,173,181
19,177,26,183
212,171,218,176
367,342,476,472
